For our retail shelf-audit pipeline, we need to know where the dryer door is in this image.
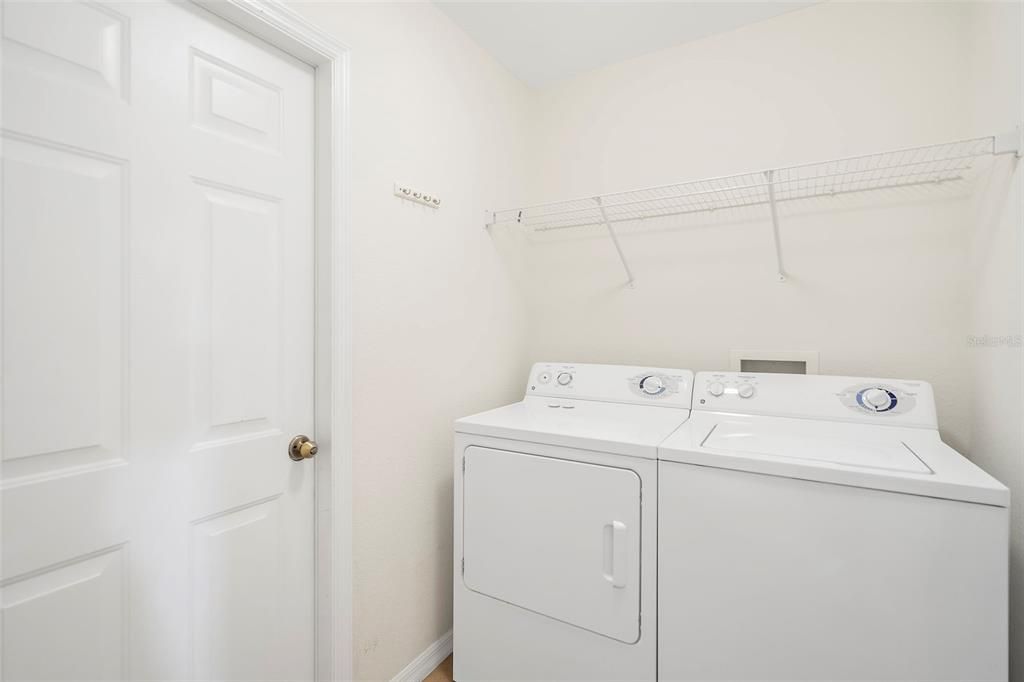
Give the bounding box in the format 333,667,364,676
462,446,642,643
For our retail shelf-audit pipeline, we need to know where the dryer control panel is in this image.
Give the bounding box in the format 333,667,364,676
528,362,694,408
694,371,936,428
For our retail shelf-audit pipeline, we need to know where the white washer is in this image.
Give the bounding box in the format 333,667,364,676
453,362,694,681
659,371,1010,682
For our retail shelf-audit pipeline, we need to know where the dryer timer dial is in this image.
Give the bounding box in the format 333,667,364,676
639,375,666,395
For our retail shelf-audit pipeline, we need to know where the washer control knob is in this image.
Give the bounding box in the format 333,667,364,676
537,371,552,384
737,383,755,399
708,381,725,397
639,375,665,395
556,371,573,386
861,387,894,411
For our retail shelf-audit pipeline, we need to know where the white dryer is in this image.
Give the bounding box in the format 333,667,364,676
659,371,1009,682
453,362,694,681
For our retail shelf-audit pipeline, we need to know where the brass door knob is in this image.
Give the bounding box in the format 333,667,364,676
288,435,318,461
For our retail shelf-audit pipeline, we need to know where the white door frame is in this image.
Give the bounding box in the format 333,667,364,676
188,1,353,679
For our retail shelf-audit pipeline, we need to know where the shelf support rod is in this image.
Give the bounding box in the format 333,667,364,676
765,169,787,282
595,196,635,288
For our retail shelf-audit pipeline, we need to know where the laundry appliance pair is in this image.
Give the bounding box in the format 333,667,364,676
452,362,1008,682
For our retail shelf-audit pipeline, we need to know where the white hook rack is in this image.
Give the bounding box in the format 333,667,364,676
486,132,1020,286
394,182,441,208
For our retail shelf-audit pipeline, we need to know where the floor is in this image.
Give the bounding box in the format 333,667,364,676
425,655,453,682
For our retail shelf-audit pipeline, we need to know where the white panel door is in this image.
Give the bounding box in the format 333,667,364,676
1,2,316,680
462,447,642,644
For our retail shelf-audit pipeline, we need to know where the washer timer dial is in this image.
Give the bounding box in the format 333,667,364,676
857,387,897,412
839,382,916,416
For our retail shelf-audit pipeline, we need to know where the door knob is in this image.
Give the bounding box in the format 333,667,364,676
288,435,318,461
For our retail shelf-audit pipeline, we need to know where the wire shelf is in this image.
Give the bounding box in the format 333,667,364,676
488,136,1000,233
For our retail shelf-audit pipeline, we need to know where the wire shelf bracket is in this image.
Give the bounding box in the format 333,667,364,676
765,169,786,283
485,131,1021,286
595,196,636,288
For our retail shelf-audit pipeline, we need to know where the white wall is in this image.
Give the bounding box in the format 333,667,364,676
517,1,982,452
288,3,532,679
967,3,1024,681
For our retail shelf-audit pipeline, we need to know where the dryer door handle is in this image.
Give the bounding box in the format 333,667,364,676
603,521,628,588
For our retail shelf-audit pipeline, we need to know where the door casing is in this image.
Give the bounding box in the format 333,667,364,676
189,2,353,679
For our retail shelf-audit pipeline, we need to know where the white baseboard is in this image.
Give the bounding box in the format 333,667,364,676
391,629,453,682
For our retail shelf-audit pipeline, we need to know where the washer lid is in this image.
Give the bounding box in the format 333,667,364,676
661,413,1009,507
455,397,690,459
702,419,931,474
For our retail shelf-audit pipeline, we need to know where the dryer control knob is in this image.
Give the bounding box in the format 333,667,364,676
639,375,665,395
737,383,755,399
556,371,573,386
708,381,725,397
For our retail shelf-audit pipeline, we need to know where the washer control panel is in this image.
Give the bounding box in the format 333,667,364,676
838,382,917,416
528,362,694,408
699,374,760,402
694,371,936,428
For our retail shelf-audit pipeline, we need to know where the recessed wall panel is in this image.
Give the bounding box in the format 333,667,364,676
1,136,124,477
2,1,127,98
1,547,127,681
193,181,280,434
191,499,286,680
191,50,281,152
